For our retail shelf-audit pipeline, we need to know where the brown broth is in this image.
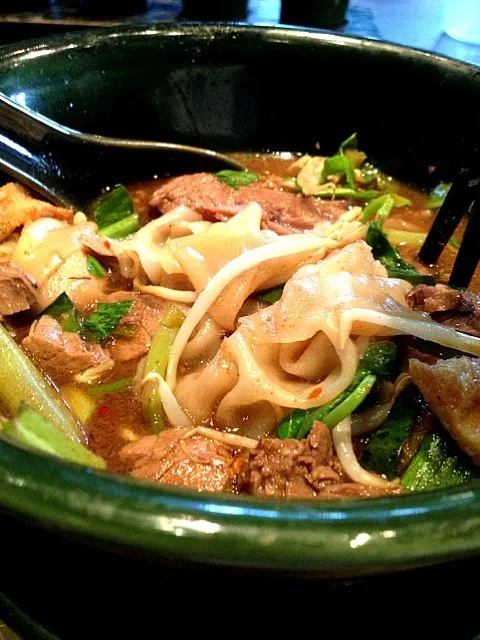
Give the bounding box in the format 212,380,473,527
86,153,475,471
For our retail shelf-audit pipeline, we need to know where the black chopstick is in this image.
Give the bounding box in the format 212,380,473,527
418,165,474,265
448,185,480,288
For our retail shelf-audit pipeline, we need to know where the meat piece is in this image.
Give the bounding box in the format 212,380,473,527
149,172,347,234
410,357,480,464
102,292,169,362
407,284,480,337
120,428,238,492
0,261,38,316
22,315,113,385
407,284,462,314
0,183,73,242
237,422,344,498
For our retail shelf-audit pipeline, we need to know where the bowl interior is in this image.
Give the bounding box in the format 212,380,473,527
0,24,480,576
0,25,479,186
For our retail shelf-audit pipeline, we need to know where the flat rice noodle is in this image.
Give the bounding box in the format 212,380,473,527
173,241,480,435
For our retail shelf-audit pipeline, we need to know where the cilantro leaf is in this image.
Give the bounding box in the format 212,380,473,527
84,301,134,340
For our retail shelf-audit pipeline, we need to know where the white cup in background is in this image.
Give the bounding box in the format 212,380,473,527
444,0,480,45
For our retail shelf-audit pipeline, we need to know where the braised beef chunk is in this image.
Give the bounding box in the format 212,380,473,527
237,422,397,499
410,357,480,465
149,172,348,234
407,284,480,337
120,429,238,493
22,315,113,385
0,261,38,316
103,292,169,362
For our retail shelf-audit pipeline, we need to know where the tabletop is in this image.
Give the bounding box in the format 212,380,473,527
0,0,479,66
0,2,479,638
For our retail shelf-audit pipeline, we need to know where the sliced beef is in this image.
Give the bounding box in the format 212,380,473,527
0,182,73,242
22,315,113,385
120,428,239,492
149,172,347,235
102,291,169,362
0,261,38,316
410,356,480,464
407,284,480,337
237,422,396,499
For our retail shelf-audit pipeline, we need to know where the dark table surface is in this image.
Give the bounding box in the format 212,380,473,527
1,2,480,638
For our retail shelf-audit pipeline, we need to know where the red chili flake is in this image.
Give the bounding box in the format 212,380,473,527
97,405,116,419
104,240,111,250
308,387,323,400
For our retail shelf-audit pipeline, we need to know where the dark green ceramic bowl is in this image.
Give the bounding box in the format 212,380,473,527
1,24,480,578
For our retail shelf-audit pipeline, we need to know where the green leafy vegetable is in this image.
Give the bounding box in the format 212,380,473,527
84,301,134,340
86,255,106,278
277,341,398,440
401,433,474,491
362,403,415,480
0,324,85,444
0,404,105,469
361,194,395,224
94,185,134,229
142,304,186,432
43,293,83,335
215,170,260,189
427,183,451,209
366,221,435,285
98,213,140,240
255,286,284,303
320,154,356,189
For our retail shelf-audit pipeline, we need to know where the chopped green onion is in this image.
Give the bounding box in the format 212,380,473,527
0,324,86,444
98,213,140,240
215,170,260,189
86,377,132,396
0,404,105,469
361,194,395,224
312,188,379,200
86,255,106,278
142,304,186,432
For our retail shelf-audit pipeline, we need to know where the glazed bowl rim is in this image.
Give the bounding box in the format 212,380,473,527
0,23,479,575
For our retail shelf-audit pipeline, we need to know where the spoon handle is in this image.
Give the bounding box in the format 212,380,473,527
0,94,245,212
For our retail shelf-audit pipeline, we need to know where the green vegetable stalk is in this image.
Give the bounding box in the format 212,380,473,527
0,404,105,469
277,341,398,440
366,221,435,286
98,214,140,240
0,324,86,444
142,304,186,432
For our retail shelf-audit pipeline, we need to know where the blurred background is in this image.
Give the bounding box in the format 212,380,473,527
0,0,479,65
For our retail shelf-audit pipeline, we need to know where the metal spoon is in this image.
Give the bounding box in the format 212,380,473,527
0,93,245,212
